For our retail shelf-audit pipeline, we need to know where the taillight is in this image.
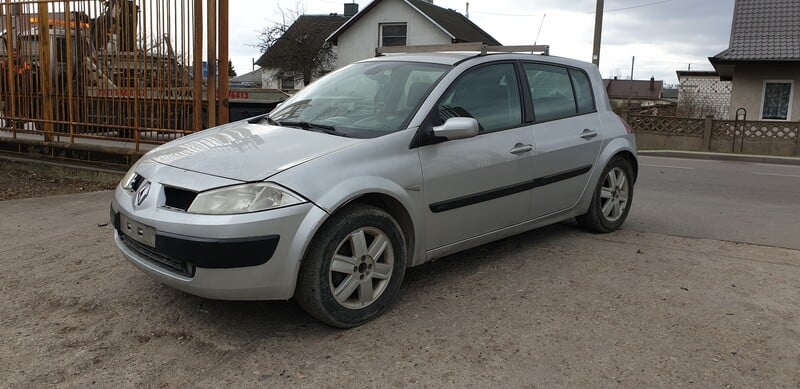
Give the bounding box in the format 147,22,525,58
620,117,634,134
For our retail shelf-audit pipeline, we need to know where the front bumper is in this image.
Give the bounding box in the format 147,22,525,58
111,173,328,300
112,209,280,276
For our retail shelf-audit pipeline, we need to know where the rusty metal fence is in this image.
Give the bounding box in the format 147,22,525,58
0,0,231,156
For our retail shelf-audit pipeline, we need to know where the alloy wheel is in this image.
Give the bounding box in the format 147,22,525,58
328,227,394,309
599,167,629,222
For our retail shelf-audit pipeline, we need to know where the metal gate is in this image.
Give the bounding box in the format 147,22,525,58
0,0,230,154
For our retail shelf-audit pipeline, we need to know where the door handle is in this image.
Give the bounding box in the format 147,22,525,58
580,129,598,139
510,143,533,154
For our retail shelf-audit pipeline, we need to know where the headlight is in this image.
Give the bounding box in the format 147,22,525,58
187,182,305,214
120,158,143,190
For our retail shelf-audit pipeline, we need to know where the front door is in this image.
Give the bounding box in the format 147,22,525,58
418,63,535,249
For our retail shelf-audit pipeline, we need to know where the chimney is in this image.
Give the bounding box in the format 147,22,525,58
649,76,655,91
344,2,358,17
613,76,618,80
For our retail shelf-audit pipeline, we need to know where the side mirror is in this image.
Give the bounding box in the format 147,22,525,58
432,117,479,140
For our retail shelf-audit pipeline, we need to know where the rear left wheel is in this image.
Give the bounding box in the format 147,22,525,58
296,204,406,328
577,156,634,233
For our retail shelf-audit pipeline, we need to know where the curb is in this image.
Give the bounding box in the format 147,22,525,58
638,150,800,166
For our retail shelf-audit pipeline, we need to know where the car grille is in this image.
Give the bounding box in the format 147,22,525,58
119,233,196,278
130,173,145,191
164,186,198,211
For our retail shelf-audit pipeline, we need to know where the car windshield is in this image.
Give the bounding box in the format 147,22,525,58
268,61,450,138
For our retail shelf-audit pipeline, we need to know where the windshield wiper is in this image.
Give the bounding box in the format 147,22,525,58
247,114,280,125
279,121,348,137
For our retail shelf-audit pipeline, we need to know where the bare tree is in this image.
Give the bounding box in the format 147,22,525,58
253,5,302,53
252,3,337,86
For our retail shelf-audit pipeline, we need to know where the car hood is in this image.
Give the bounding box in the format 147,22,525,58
146,122,360,182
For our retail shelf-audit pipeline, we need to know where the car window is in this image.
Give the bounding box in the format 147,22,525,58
437,63,522,132
523,63,578,122
269,61,449,138
569,69,596,114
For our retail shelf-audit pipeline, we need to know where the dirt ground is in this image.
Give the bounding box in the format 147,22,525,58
0,159,121,201
1,188,799,388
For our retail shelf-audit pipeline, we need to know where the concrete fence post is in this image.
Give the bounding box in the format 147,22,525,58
702,115,713,151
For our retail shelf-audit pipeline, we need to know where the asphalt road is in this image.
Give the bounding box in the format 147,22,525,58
625,156,800,250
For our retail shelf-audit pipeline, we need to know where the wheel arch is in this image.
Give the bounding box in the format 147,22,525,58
613,149,638,184
334,192,417,268
577,140,638,214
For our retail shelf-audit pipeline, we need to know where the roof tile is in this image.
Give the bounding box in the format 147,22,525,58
255,15,349,68
712,0,800,61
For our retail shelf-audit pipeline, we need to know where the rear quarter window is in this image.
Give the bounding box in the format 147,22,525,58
569,68,596,114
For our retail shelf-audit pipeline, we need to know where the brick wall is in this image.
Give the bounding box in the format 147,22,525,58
677,74,732,119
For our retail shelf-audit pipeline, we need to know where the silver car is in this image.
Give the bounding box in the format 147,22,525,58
111,52,637,327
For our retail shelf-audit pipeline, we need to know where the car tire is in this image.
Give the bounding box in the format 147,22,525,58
576,156,634,233
296,204,407,328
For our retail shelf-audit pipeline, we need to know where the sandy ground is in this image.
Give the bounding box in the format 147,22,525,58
1,190,799,388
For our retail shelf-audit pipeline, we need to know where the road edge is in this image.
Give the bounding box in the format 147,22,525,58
638,150,800,166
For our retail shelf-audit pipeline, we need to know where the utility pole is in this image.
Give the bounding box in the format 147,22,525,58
591,0,604,66
628,56,635,109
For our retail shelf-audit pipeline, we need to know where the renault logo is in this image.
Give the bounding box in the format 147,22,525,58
136,182,151,206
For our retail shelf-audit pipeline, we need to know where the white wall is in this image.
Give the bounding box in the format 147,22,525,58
729,64,800,121
260,68,306,91
261,68,279,89
334,0,452,68
678,75,732,119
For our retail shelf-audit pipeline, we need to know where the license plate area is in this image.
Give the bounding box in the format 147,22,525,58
120,214,156,247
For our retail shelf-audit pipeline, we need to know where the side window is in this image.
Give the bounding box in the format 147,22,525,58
280,76,295,91
523,63,577,122
569,69,596,114
438,63,522,132
380,24,407,47
761,81,793,120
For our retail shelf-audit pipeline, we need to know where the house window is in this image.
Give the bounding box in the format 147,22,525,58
380,23,407,47
761,81,793,120
280,76,295,91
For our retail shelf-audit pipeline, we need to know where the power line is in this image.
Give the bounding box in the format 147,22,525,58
465,10,544,17
450,0,676,18
605,0,674,12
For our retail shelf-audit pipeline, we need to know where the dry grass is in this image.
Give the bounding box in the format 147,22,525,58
0,159,122,201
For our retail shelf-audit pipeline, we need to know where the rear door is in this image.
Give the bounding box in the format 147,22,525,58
418,62,535,249
522,63,603,219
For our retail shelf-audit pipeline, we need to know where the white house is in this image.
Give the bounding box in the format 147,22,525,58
255,12,353,91
709,0,800,121
327,0,500,69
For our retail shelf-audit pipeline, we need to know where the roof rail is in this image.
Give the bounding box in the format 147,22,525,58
375,43,549,57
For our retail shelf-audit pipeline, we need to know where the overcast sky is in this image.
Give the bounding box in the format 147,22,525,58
227,0,736,85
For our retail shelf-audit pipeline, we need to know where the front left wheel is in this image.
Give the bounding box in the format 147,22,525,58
296,204,407,328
